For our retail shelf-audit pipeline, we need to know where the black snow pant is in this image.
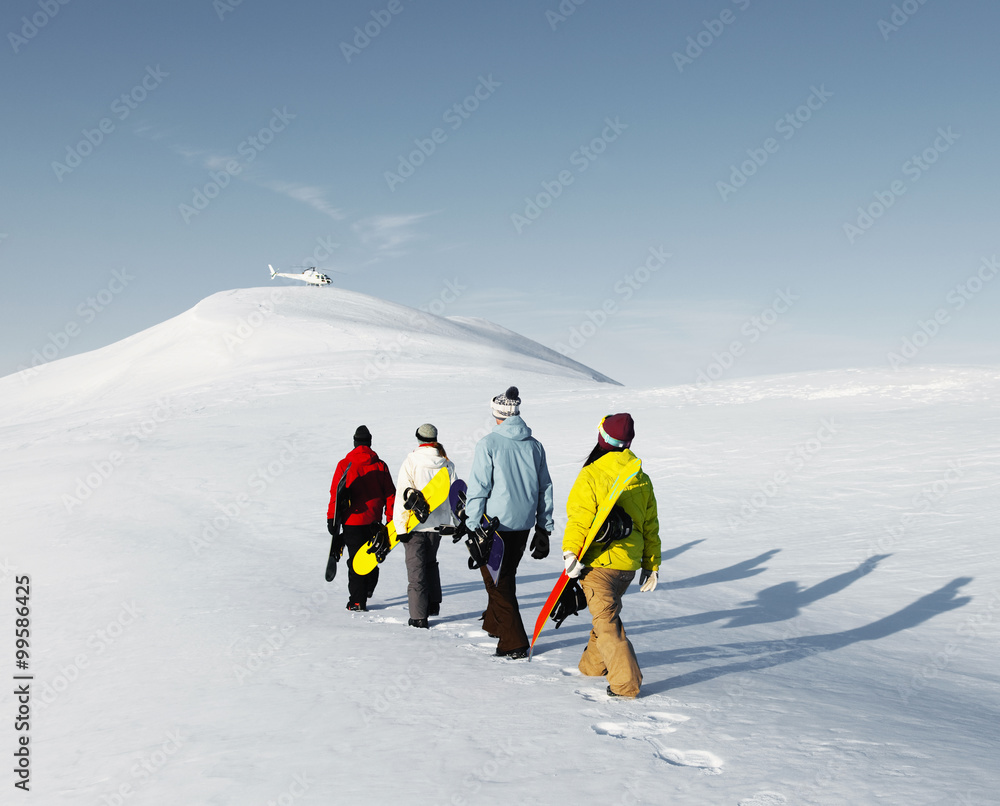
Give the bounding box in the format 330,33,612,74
342,523,381,607
479,529,530,654
403,531,442,620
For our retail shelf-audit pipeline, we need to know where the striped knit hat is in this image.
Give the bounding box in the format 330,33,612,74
491,386,520,419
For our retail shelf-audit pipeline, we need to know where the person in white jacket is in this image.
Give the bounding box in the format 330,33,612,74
394,423,457,628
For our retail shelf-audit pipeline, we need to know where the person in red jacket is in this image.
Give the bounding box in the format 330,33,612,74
327,425,396,611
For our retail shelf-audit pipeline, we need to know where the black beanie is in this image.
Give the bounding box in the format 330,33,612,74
353,425,372,447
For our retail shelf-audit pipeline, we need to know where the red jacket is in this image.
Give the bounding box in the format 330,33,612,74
328,445,396,526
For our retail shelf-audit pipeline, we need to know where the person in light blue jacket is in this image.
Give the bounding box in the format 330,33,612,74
466,386,555,658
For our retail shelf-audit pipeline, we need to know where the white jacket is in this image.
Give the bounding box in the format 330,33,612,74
393,445,457,536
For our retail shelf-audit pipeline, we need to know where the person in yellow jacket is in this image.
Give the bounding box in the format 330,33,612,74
562,413,660,698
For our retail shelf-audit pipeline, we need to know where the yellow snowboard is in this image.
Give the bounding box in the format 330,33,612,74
352,466,452,575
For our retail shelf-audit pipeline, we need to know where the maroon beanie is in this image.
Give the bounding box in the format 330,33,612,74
597,413,635,450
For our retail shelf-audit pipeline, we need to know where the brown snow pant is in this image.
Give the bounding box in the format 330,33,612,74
480,530,530,654
579,567,642,698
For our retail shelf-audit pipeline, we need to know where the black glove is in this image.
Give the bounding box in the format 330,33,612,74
327,518,338,537
529,527,550,560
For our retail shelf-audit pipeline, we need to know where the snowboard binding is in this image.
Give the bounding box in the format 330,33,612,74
550,578,588,628
402,487,431,523
367,525,392,563
435,489,470,543
465,517,499,570
593,505,632,547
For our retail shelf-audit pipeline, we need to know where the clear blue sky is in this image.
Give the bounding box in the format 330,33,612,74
3,0,998,386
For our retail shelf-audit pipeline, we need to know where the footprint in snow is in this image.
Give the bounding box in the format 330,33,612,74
651,742,723,773
574,687,611,703
738,793,787,806
503,674,552,686
592,712,690,739
647,711,691,725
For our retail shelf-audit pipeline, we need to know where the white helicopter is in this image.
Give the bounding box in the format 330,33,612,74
268,264,332,286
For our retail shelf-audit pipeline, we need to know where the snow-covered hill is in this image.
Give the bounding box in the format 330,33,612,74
1,289,998,805
1,287,618,427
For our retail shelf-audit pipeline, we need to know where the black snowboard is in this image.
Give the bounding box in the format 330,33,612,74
325,462,351,581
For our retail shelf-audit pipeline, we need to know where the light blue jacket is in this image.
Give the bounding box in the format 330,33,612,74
465,416,555,533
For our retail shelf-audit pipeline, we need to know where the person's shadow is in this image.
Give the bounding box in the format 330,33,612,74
540,555,893,651
720,553,890,628
641,576,973,694
659,539,706,563
662,549,781,590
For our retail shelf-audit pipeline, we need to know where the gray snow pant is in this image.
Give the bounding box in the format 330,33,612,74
403,531,442,620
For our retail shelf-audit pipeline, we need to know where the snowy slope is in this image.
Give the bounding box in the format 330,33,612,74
1,290,998,806
0,287,617,428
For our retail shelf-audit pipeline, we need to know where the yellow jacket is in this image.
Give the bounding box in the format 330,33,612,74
562,449,660,572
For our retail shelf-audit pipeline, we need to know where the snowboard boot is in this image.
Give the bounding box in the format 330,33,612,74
408,618,429,629
496,647,529,660
346,601,366,612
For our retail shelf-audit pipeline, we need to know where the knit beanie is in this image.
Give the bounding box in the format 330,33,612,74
353,425,372,447
491,386,521,419
597,413,635,450
415,423,438,442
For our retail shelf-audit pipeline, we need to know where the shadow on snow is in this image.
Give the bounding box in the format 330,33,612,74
642,575,973,693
